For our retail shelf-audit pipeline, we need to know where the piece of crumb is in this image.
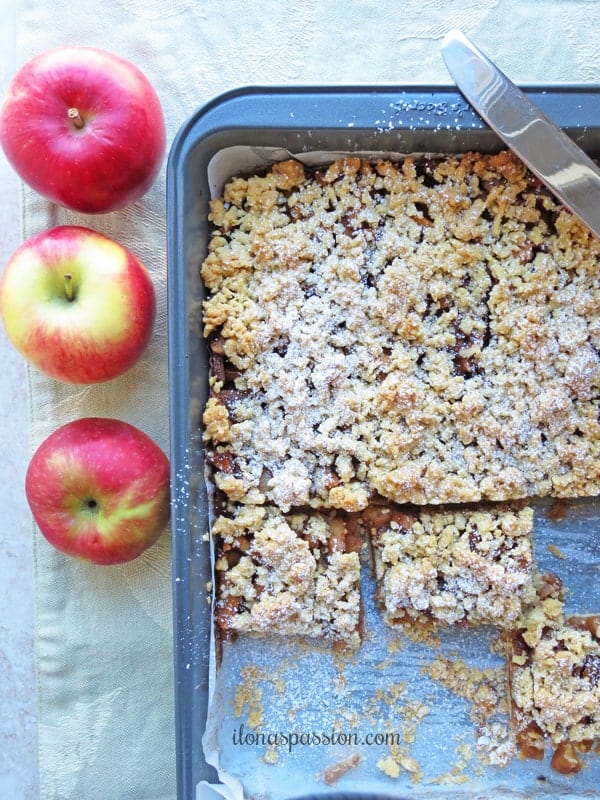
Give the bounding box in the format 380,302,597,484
234,665,266,728
399,753,421,776
323,753,361,785
547,499,568,523
377,755,400,778
261,746,278,765
376,751,421,782
547,543,566,559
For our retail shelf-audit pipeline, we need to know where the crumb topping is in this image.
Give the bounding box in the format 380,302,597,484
214,504,362,648
508,573,600,773
203,153,600,510
368,505,534,627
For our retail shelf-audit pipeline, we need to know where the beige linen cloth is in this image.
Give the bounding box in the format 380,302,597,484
13,0,599,797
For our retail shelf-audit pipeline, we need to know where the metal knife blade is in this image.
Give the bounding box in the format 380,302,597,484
441,29,600,239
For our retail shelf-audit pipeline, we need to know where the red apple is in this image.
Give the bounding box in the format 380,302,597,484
0,225,156,383
25,417,170,565
0,46,166,213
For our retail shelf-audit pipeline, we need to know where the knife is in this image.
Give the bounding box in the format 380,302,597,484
441,29,600,239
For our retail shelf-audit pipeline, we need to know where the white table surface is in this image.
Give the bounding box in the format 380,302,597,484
0,2,38,797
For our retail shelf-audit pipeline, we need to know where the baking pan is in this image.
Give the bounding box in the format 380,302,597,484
166,85,600,800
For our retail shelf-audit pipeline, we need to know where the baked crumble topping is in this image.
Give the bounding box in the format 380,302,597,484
214,503,362,648
508,572,600,774
367,505,534,627
202,153,600,510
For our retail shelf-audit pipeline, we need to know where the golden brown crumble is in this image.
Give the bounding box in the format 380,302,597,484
203,153,600,511
508,573,600,774
367,505,534,628
213,504,362,648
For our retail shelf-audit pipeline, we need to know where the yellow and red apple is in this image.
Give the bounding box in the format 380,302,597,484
0,225,156,383
25,417,170,565
0,46,166,213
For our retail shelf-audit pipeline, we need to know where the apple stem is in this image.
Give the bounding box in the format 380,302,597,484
64,274,75,302
67,107,85,130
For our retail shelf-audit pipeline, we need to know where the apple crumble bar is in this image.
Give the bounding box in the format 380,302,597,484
200,150,600,781
508,572,600,774
367,505,534,628
202,152,600,510
213,503,362,648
